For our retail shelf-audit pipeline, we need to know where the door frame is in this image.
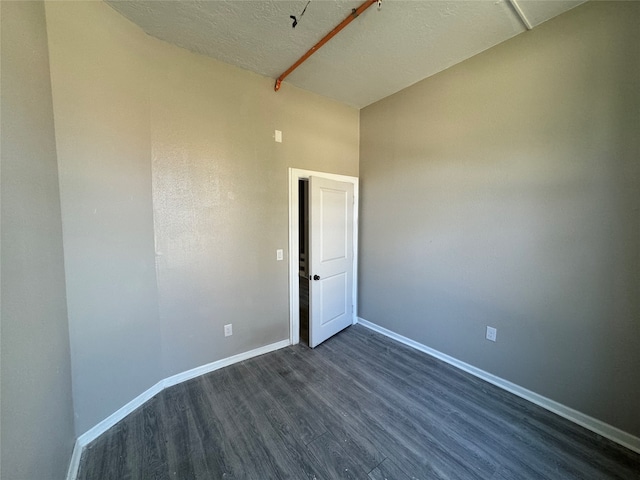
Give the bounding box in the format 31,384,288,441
288,168,359,345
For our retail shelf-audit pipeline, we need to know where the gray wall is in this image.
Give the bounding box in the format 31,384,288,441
359,1,639,437
45,1,164,436
149,45,359,376
44,1,359,435
0,1,76,478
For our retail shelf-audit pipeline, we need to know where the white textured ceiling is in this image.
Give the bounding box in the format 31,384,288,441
106,0,586,108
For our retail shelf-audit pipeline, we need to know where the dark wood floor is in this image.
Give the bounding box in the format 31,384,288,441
77,325,640,479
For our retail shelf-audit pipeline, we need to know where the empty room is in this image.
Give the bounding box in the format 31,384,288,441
1,0,638,479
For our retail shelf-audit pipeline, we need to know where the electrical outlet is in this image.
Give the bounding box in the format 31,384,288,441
486,326,497,342
224,324,233,337
275,130,282,143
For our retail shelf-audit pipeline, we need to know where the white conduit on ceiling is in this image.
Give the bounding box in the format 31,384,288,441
508,0,533,30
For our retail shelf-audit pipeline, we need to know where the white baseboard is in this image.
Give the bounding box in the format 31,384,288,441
66,338,290,480
163,339,290,389
356,317,640,455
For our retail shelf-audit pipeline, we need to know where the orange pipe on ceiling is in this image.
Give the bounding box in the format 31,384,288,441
274,0,379,92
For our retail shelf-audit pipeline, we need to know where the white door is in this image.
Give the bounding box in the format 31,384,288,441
309,176,354,348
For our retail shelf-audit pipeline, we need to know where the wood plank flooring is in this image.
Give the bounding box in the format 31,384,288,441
77,325,640,479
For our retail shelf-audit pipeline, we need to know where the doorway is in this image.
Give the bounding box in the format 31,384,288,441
288,169,359,347
298,179,310,345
